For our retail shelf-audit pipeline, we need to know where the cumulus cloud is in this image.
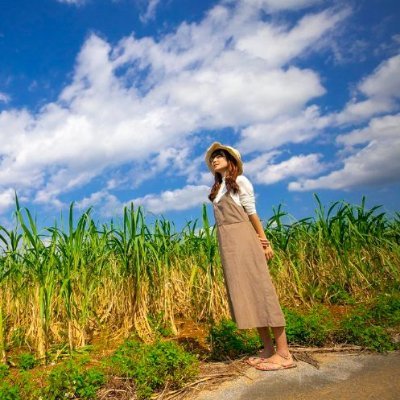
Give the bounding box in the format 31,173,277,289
0,188,15,214
77,184,209,216
236,8,349,68
288,55,400,192
359,54,400,99
334,54,400,124
289,114,400,191
130,185,209,214
76,190,122,217
245,152,325,185
0,0,350,215
238,105,330,153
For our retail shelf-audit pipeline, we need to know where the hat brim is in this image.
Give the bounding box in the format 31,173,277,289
205,142,243,175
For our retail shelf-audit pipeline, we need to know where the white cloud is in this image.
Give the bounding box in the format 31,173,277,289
236,8,348,68
131,185,209,214
156,66,325,128
0,1,351,215
289,114,400,191
57,0,87,5
76,184,210,216
140,0,160,23
335,98,395,125
0,188,15,214
0,92,10,103
243,151,279,176
246,153,325,185
335,54,400,124
76,190,122,217
238,105,330,153
337,113,400,147
234,0,322,13
359,54,400,99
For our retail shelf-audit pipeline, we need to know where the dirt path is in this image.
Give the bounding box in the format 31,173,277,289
191,351,400,400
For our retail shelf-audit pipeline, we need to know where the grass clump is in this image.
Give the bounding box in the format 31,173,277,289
0,363,10,378
327,283,355,305
207,319,261,360
368,293,400,327
0,382,21,400
337,293,400,352
147,312,174,338
108,339,199,400
17,353,36,371
108,339,144,377
340,317,393,352
7,371,42,400
43,359,105,400
284,306,334,346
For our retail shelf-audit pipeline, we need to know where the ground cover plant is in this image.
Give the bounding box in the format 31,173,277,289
105,339,199,399
0,196,398,398
208,293,400,360
337,292,400,352
207,319,261,360
43,359,105,400
0,339,198,399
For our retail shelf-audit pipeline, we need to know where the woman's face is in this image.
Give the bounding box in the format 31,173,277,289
210,150,228,174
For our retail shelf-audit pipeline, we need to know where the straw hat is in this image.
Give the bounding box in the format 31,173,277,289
205,142,243,175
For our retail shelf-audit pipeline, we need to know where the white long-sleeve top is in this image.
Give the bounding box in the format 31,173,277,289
213,175,257,215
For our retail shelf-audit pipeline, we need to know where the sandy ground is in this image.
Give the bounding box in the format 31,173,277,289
190,351,400,400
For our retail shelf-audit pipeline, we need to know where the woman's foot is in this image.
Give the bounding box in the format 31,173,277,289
255,351,296,371
246,348,275,366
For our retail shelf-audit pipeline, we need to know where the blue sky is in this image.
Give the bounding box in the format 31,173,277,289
0,0,399,228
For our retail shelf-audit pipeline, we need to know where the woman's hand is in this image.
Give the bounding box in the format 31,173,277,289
248,214,274,261
259,237,274,261
263,245,274,261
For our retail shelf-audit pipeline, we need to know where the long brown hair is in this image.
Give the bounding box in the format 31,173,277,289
208,149,240,202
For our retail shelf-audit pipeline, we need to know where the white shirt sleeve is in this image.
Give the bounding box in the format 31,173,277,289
236,175,257,215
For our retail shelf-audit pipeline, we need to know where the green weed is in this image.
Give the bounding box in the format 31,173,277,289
17,353,36,371
43,359,105,400
207,319,261,360
327,283,355,305
107,339,144,377
14,371,42,400
134,341,198,399
339,315,394,352
0,382,20,400
283,306,334,346
368,293,400,327
337,293,400,352
0,362,10,378
107,339,198,400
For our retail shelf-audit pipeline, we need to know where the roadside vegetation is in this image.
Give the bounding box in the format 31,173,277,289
0,195,398,398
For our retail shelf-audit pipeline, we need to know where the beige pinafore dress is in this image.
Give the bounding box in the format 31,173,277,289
213,192,286,329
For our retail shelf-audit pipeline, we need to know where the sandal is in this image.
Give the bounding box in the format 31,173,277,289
255,352,296,371
246,356,269,367
246,350,275,366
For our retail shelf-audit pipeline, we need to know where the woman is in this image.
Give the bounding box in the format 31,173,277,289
205,142,295,371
